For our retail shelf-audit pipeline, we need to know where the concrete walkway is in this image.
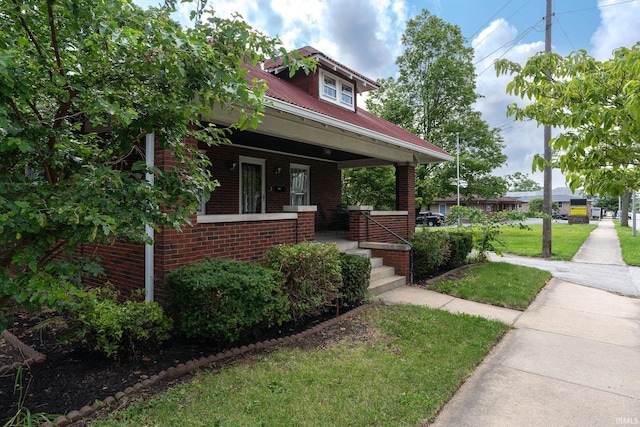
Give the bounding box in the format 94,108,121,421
377,217,640,426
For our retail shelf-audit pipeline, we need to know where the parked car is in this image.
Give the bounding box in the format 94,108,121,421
551,212,568,220
416,212,445,227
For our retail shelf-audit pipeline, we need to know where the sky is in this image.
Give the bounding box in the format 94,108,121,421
136,0,640,189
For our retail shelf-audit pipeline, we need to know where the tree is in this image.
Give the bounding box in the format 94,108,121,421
341,166,396,209
594,195,619,214
528,198,558,214
495,45,640,227
366,10,507,208
0,0,312,327
505,172,542,191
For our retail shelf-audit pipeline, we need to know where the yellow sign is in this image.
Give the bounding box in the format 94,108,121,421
570,206,587,216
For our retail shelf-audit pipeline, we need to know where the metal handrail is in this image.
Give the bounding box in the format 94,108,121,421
361,211,413,284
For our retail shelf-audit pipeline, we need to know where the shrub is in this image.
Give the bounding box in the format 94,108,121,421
339,253,371,304
444,232,473,268
263,242,342,321
410,230,451,280
66,286,172,360
163,258,290,341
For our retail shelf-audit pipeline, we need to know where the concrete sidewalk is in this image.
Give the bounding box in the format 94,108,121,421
378,217,640,426
431,278,640,427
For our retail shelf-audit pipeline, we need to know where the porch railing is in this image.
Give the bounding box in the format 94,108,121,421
361,211,413,284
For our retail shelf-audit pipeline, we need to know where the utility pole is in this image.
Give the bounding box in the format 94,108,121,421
456,133,461,226
542,0,553,257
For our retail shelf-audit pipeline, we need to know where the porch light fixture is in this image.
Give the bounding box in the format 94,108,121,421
275,167,282,175
228,162,237,171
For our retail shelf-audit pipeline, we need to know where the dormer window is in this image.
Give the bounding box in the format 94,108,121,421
323,75,337,99
320,70,355,110
341,85,353,105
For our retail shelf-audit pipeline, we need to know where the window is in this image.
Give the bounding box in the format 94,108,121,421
341,84,353,105
290,164,310,206
319,71,355,110
197,191,208,215
323,75,337,99
239,156,266,214
439,204,447,214
558,202,563,207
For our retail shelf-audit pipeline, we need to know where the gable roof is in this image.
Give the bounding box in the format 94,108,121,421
264,46,378,93
244,50,452,165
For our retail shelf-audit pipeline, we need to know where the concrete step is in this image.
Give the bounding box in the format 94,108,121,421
345,248,372,258
370,257,384,268
368,275,406,296
370,265,396,282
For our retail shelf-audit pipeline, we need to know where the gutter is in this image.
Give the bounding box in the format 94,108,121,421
267,97,454,163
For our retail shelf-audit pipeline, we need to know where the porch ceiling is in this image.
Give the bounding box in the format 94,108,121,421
206,101,452,169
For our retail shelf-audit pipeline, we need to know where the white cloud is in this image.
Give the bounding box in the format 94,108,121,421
592,0,640,60
471,19,564,186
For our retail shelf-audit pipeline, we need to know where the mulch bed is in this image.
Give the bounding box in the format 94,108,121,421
0,303,369,426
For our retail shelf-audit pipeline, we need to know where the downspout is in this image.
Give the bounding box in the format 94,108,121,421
145,133,155,302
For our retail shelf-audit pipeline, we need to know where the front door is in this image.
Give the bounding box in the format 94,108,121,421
240,157,265,214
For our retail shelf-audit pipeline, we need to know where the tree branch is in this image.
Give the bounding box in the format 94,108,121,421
47,0,64,76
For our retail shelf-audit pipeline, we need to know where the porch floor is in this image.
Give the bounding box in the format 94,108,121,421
314,232,356,252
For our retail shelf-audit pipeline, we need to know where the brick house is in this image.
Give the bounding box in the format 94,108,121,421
431,196,521,215
88,46,452,300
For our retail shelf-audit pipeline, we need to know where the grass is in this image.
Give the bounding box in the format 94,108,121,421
424,262,551,311
614,221,640,266
92,305,509,427
494,223,596,260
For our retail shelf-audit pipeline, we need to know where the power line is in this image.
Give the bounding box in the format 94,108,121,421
475,19,543,77
472,0,534,48
555,0,637,15
553,15,576,52
467,0,513,41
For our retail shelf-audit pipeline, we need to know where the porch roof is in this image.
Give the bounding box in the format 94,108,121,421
247,65,452,167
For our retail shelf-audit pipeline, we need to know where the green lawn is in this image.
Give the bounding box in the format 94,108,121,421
424,262,551,311
495,223,596,260
91,305,509,427
614,221,640,266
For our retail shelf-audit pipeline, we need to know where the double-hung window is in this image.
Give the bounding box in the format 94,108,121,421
290,164,310,206
319,71,354,110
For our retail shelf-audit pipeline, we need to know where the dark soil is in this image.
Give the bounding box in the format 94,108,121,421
0,304,367,426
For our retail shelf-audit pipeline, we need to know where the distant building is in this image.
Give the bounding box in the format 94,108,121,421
507,187,594,216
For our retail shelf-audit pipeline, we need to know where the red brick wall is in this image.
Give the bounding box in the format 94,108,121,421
349,210,410,243
204,143,341,230
370,248,411,280
286,71,320,98
396,164,415,236
81,242,145,296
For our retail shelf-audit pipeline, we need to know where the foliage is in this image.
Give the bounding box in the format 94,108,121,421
410,230,451,279
443,232,474,269
450,206,529,262
163,258,289,341
341,166,395,209
0,0,314,329
495,45,640,199
89,305,508,427
425,263,550,310
2,366,59,427
338,253,371,305
263,242,343,321
528,198,559,214
493,223,596,260
65,287,172,360
366,10,507,208
614,220,640,266
594,195,619,213
505,172,542,191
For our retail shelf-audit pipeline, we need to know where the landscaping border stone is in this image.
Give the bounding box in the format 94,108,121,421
0,329,47,376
